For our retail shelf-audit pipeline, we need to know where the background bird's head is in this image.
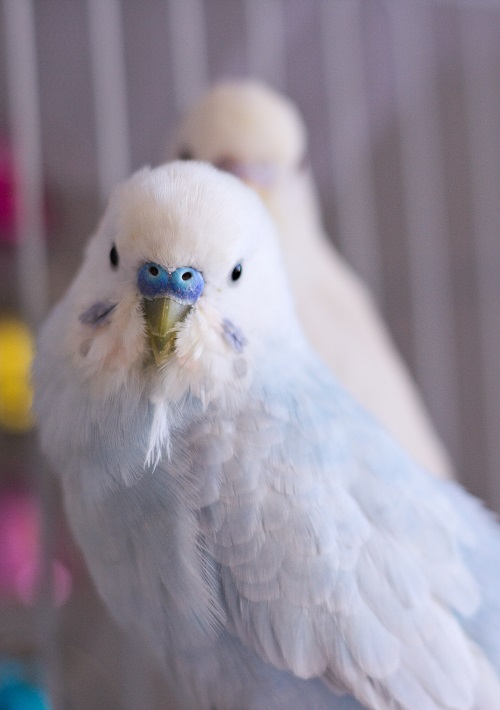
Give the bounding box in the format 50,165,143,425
170,80,308,200
62,161,296,406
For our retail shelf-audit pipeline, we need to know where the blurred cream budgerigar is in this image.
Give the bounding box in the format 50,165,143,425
34,163,500,710
171,80,452,480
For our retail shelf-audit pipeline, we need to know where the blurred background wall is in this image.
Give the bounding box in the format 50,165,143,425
0,1,499,708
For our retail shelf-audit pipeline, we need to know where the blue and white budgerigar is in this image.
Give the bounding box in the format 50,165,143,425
34,162,500,709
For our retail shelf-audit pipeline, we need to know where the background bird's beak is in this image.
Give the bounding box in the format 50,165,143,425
142,297,191,365
215,158,276,197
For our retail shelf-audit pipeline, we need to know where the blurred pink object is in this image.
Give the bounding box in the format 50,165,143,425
0,139,17,244
0,137,51,245
0,489,72,606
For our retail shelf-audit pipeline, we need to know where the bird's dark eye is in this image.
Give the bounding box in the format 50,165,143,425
148,266,159,276
178,148,194,161
110,244,119,268
181,271,193,281
231,264,242,282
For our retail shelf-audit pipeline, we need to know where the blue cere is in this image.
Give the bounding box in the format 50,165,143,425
168,267,205,304
138,263,170,299
137,263,204,304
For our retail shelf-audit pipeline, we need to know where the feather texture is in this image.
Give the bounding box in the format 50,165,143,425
34,162,500,709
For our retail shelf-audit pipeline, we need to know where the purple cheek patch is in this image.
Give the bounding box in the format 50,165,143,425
79,301,117,327
222,319,248,353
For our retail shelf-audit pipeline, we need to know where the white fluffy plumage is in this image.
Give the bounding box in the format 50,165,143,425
34,163,500,709
170,80,452,480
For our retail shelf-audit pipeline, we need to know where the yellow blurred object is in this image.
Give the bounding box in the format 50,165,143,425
0,317,35,432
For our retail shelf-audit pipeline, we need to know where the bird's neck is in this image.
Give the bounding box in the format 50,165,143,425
264,169,324,254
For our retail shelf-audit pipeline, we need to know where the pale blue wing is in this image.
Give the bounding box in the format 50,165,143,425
191,356,499,709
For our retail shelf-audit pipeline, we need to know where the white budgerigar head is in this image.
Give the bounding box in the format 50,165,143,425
59,161,296,408
170,80,308,195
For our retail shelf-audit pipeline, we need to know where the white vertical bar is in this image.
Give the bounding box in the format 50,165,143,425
166,0,208,114
460,12,500,508
387,3,460,460
243,0,287,90
319,0,383,304
87,0,131,204
4,0,48,326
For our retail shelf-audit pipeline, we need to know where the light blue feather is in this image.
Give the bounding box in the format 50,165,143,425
34,162,419,708
34,262,500,710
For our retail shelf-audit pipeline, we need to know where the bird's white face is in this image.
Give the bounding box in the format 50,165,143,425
171,81,308,199
63,162,295,406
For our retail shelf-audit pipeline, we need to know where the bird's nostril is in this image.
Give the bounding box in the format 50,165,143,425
171,267,204,304
139,264,203,303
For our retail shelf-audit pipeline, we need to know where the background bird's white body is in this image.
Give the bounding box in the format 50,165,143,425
171,81,452,480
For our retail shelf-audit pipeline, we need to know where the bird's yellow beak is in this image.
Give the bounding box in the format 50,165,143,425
142,297,191,365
